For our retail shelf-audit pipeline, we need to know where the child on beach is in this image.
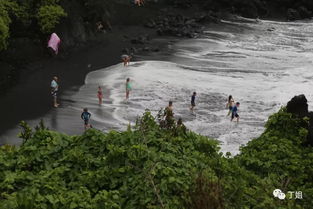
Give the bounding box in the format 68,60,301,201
176,118,187,134
190,92,197,111
165,101,174,121
126,78,132,100
231,102,240,122
226,95,234,116
97,86,103,105
81,108,92,130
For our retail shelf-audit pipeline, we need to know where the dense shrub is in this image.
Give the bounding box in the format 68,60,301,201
0,108,312,208
37,5,67,33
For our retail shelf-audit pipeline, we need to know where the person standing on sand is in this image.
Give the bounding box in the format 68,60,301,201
190,92,197,111
121,54,131,66
126,78,132,100
51,76,59,107
231,102,240,122
97,86,103,105
81,108,92,130
226,95,234,116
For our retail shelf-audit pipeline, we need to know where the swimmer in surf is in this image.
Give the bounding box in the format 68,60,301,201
190,92,197,111
231,102,240,122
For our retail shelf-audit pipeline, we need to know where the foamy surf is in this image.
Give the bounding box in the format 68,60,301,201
2,18,313,155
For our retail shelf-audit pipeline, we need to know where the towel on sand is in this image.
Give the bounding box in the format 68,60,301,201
48,33,61,54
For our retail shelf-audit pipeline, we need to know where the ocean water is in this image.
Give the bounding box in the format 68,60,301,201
2,18,313,155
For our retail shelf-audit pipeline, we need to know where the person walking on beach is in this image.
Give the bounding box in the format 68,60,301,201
97,86,103,105
121,54,131,66
226,95,234,116
126,78,132,101
190,92,197,111
81,108,92,130
231,102,240,122
51,76,59,108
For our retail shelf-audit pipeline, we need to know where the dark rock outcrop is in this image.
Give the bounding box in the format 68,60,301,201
145,13,218,38
287,8,301,20
130,35,150,45
286,95,308,118
298,6,312,19
286,95,313,146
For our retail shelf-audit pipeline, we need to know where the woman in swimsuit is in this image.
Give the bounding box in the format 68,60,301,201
97,86,103,105
226,95,234,116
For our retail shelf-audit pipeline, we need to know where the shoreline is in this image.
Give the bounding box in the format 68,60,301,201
0,4,223,141
1,7,304,145
0,24,174,140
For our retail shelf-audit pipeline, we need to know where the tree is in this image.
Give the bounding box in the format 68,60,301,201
37,5,67,33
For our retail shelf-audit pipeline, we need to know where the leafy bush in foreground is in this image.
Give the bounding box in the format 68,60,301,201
0,109,312,208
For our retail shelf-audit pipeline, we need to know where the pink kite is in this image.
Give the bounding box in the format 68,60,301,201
47,33,61,54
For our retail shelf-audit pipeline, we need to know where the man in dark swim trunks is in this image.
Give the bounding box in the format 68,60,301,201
231,102,240,122
190,92,197,111
81,108,92,130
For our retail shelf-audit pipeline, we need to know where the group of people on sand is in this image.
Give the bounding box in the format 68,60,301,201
96,78,132,105
50,57,240,131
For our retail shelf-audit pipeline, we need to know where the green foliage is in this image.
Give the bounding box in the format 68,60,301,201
18,121,33,143
235,108,313,209
0,0,21,50
0,111,222,208
0,109,312,208
0,17,9,50
37,4,67,33
0,0,68,51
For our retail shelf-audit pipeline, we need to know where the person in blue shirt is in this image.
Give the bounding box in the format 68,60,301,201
51,76,59,108
231,102,240,122
81,108,92,130
190,92,197,111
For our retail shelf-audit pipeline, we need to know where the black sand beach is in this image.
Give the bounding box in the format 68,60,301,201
0,2,220,143
0,25,167,141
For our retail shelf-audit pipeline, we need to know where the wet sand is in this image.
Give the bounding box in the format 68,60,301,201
0,25,170,144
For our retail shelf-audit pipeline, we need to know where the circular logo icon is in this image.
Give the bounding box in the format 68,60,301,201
278,192,286,200
273,189,282,197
